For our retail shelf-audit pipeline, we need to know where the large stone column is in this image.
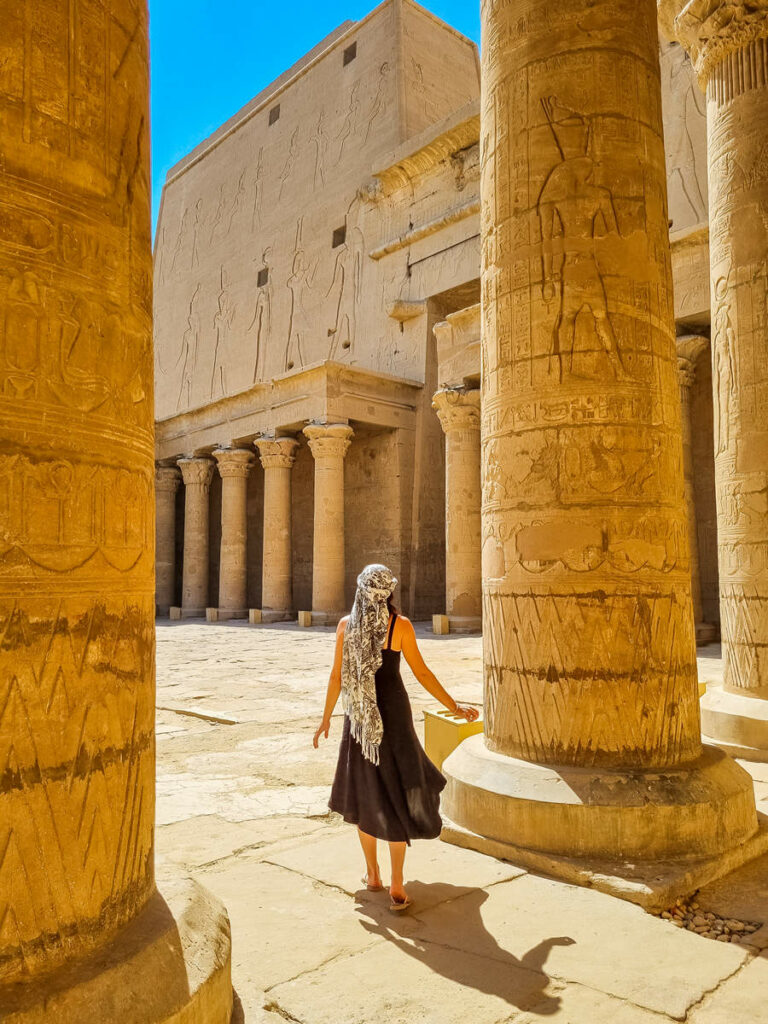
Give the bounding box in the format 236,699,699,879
661,1,768,759
0,3,231,1019
255,436,299,621
213,448,254,619
442,0,761,889
304,423,353,625
178,457,214,618
156,465,182,616
677,336,718,646
432,388,482,632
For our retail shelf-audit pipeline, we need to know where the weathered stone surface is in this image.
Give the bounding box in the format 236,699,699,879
0,4,231,1016
689,955,768,1023
213,448,255,619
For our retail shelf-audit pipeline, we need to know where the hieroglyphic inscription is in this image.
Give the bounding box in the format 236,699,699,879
0,0,155,983
480,0,700,768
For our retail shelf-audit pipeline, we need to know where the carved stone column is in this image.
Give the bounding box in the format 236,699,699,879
677,337,718,646
155,465,182,616
179,457,215,617
661,0,768,758
442,0,761,887
0,3,231,1019
255,436,299,621
432,388,482,633
304,423,354,625
213,448,255,620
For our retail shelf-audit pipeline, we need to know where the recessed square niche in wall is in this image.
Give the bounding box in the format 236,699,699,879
268,104,280,126
257,267,269,287
343,42,357,66
332,225,346,248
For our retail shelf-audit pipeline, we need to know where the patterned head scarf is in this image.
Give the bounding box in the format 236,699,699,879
341,564,398,765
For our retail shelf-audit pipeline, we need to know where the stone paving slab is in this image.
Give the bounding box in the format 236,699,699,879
196,858,389,1015
689,954,768,1023
267,935,666,1024
264,826,526,901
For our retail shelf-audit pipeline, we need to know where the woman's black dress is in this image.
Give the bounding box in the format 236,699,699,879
329,615,446,843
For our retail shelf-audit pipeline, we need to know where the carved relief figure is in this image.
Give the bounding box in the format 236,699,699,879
285,219,318,371
170,207,190,272
248,249,272,383
664,44,707,227
251,147,265,230
311,110,329,190
364,62,391,144
190,198,204,268
177,282,202,410
326,204,364,360
226,169,247,235
538,97,629,383
336,82,361,164
279,128,300,200
410,58,440,125
2,269,42,399
209,183,229,244
713,277,738,455
210,266,235,399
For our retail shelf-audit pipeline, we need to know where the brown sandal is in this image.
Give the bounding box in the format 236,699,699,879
389,895,412,912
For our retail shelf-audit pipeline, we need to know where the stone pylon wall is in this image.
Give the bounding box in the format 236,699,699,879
0,0,155,982
480,0,700,768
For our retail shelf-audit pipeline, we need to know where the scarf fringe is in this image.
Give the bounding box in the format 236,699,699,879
348,714,381,765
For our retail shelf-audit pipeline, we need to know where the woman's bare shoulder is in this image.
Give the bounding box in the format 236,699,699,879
336,615,349,634
395,614,414,635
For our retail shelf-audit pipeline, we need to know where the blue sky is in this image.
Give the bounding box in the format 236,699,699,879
149,0,480,232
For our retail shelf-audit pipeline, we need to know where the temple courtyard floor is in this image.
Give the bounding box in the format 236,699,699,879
155,621,768,1024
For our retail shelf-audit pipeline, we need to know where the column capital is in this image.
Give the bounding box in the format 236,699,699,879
213,447,255,479
155,465,182,493
255,436,299,470
432,387,481,433
659,0,768,84
178,456,214,488
303,422,353,460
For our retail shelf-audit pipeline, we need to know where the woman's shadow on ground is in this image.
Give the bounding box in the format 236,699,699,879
354,881,575,1016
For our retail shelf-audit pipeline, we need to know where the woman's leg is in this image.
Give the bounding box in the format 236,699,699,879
357,828,381,886
388,841,408,902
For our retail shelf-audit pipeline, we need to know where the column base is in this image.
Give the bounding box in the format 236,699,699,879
1,874,232,1023
696,621,719,646
432,614,483,635
701,685,768,762
310,610,345,627
442,734,766,910
180,607,205,619
260,609,294,623
156,604,171,618
215,608,248,621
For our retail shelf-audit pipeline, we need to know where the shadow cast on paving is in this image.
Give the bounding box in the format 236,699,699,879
354,882,575,1015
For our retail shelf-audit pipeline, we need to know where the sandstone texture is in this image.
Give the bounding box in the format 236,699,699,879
0,3,231,1018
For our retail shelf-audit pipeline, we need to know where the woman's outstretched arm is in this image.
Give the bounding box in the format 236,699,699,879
400,618,479,722
313,617,347,747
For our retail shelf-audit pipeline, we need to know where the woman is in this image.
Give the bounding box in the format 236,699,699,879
313,564,479,911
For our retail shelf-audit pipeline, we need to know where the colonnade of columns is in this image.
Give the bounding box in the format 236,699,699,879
156,423,354,623
442,0,761,878
432,360,718,640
